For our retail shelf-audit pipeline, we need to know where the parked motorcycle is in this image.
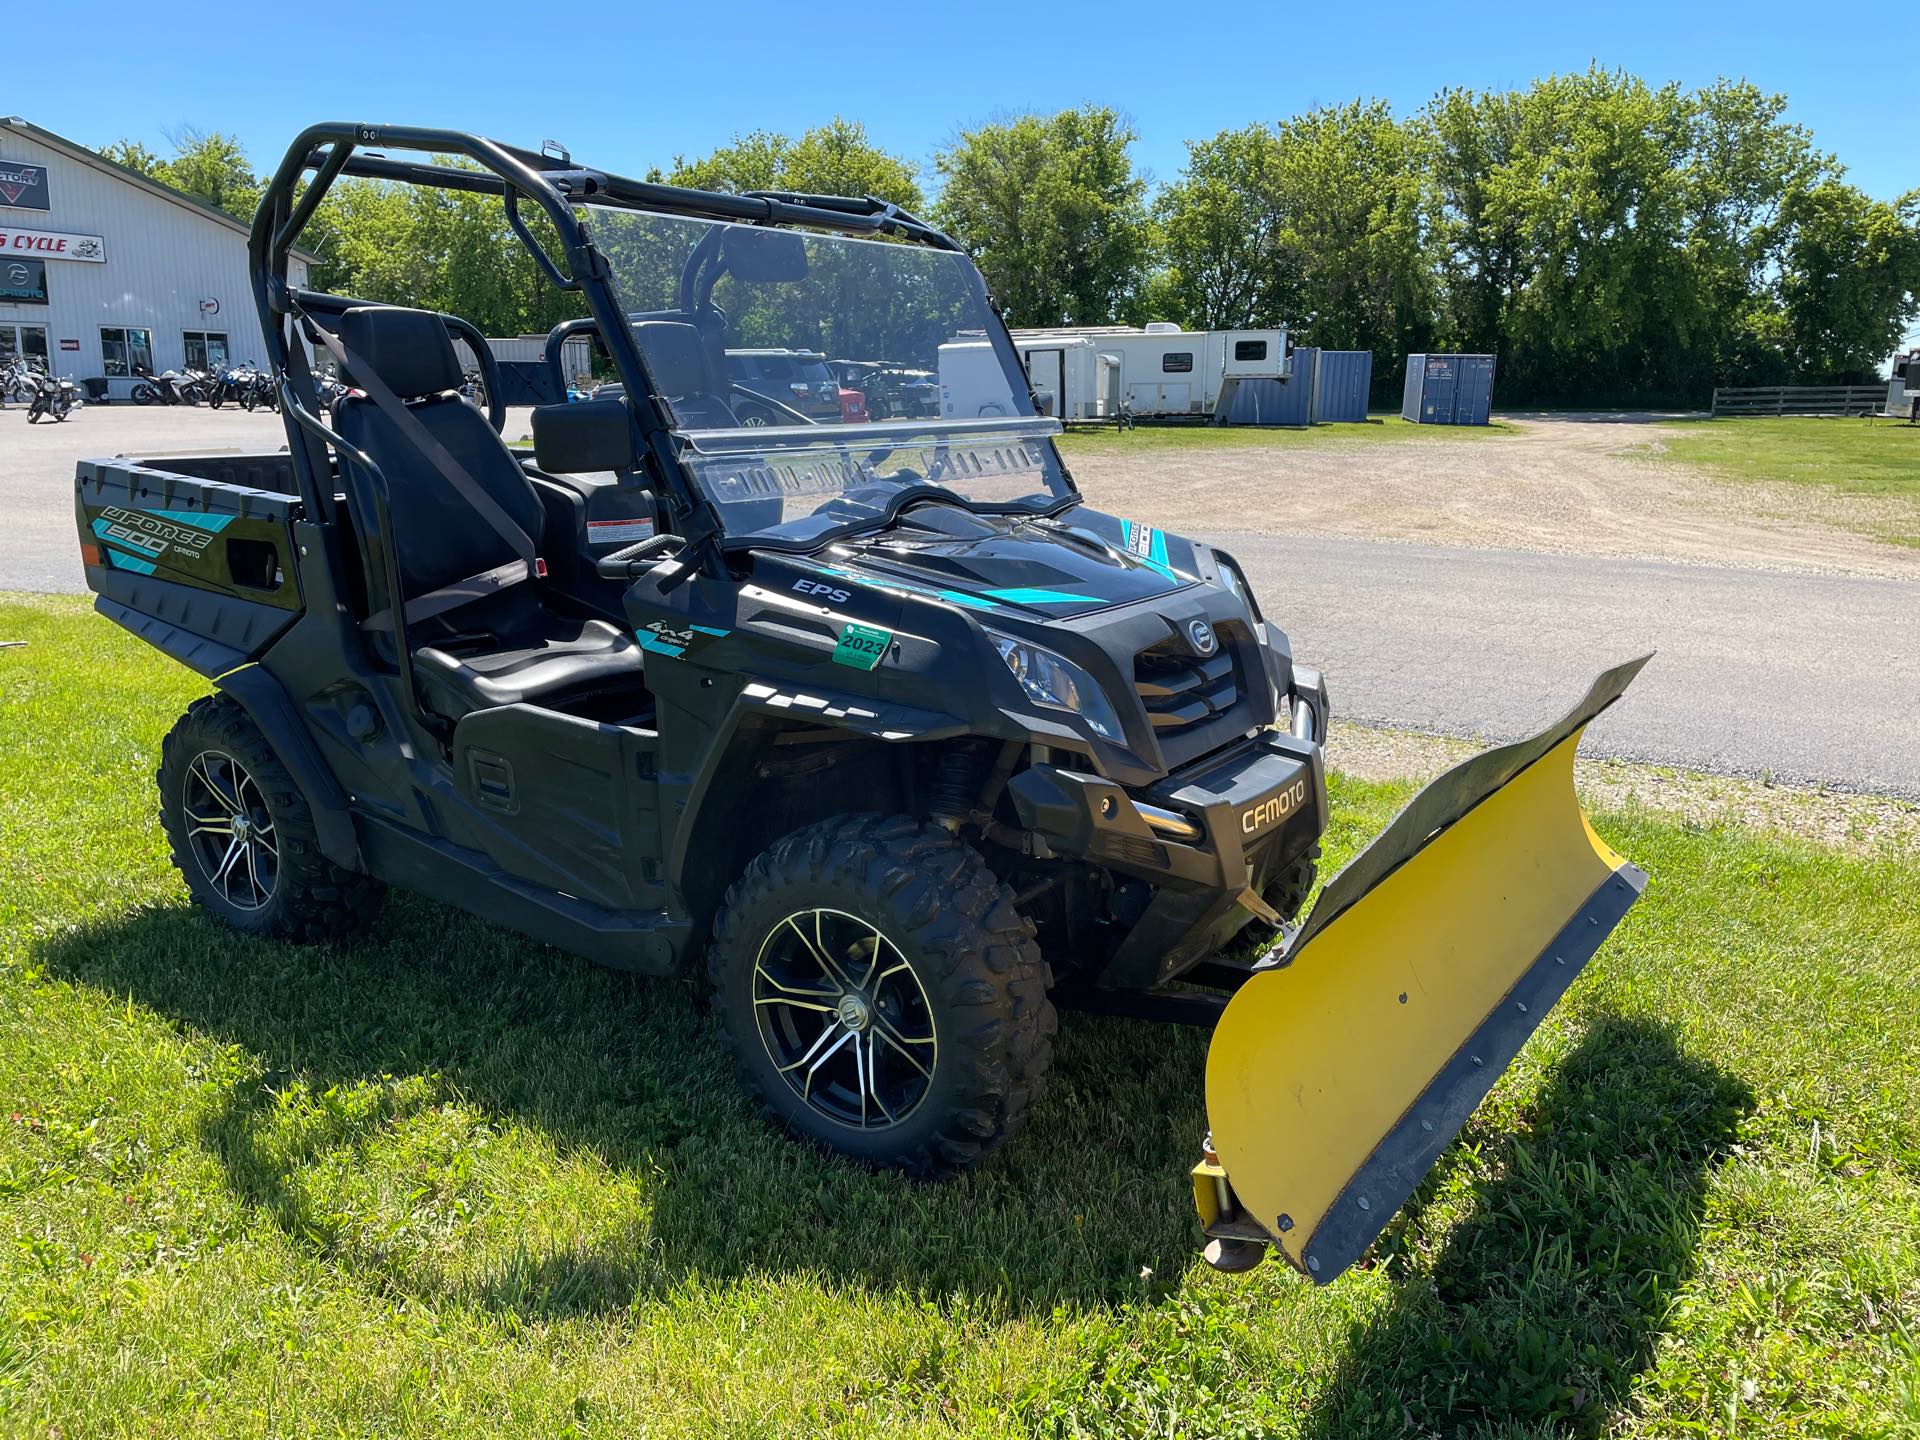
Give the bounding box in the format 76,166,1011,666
314,369,349,413
209,364,250,409
239,367,280,411
130,367,212,405
25,366,81,423
0,357,38,406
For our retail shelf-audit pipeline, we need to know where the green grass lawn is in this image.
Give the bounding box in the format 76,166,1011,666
1056,414,1520,454
1655,416,1920,547
3,594,1917,1436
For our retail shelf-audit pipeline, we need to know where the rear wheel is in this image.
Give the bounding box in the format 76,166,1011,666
708,814,1056,1175
158,695,385,941
130,382,156,405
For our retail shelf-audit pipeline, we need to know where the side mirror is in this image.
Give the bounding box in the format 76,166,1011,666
532,398,637,473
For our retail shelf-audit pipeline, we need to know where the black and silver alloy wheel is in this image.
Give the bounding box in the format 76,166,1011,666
754,907,937,1130
157,694,385,940
180,750,279,911
709,814,1057,1176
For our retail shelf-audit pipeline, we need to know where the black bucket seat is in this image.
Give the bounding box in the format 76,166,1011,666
331,305,644,720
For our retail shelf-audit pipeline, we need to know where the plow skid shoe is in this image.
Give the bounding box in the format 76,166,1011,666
1199,657,1651,1283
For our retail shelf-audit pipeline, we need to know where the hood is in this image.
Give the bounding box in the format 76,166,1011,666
819,504,1193,619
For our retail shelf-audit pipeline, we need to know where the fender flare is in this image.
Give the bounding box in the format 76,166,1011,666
214,663,363,871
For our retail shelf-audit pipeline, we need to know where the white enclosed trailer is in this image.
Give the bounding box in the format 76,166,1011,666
1888,350,1919,420
1011,324,1290,421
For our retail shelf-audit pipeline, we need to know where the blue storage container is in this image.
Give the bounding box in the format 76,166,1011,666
1224,347,1317,426
1401,353,1496,425
1311,350,1373,423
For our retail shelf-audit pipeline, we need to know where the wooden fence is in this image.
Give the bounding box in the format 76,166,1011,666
1710,384,1888,417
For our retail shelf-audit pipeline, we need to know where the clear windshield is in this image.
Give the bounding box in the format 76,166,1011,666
582,207,1071,541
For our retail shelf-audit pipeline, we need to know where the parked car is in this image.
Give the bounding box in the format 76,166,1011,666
725,348,842,423
829,359,939,420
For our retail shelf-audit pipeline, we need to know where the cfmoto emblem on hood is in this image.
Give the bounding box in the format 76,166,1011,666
1188,619,1218,656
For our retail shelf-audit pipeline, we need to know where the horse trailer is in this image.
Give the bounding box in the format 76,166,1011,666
1011,325,1291,422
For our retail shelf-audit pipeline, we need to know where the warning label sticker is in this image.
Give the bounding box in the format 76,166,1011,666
587,518,655,546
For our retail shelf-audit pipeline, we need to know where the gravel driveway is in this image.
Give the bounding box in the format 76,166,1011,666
1070,415,1920,582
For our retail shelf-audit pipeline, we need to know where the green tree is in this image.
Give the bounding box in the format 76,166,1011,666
932,106,1149,326
1149,125,1297,328
100,129,261,221
667,120,923,209
1775,183,1920,380
1267,100,1436,360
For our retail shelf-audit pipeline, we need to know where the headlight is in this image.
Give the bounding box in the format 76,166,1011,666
986,629,1125,741
1214,554,1259,620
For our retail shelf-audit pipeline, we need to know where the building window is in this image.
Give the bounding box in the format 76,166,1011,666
0,324,48,365
1161,352,1194,373
1233,340,1268,362
183,331,229,372
101,327,154,378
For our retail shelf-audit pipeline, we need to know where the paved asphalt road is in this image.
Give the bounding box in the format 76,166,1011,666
1217,532,1920,799
6,407,1917,797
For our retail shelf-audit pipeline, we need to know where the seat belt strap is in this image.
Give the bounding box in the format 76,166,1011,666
306,315,539,571
361,558,530,633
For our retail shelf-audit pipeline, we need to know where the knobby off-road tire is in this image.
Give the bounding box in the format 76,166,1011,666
708,814,1057,1176
1263,845,1321,924
157,694,385,941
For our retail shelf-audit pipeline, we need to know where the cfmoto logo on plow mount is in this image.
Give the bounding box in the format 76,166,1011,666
1242,778,1307,835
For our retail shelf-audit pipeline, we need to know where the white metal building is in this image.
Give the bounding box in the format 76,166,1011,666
0,116,311,401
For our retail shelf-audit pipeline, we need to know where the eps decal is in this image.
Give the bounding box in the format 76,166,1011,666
794,579,852,604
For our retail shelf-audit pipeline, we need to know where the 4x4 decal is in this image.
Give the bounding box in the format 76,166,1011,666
634,619,730,659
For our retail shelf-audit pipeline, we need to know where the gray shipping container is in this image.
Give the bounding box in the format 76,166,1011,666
1401,353,1496,425
1311,350,1374,423
1223,347,1317,426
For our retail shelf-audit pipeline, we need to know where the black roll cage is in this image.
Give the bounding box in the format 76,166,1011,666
247,122,1026,560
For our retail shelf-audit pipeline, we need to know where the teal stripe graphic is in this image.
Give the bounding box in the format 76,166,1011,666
144,508,236,533
821,565,1003,613
981,586,1100,606
103,548,157,575
92,518,165,560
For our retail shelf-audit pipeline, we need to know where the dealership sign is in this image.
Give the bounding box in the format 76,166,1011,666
0,258,49,304
0,161,50,211
0,226,104,262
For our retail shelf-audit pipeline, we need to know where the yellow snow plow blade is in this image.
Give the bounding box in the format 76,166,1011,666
1196,656,1651,1283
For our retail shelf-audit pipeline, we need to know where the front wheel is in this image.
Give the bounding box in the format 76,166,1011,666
708,815,1057,1175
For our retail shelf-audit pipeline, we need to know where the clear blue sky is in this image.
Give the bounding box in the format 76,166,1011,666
13,0,1917,350
15,1,1914,203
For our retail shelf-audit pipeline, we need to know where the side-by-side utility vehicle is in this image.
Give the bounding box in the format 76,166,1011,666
76,124,1649,1280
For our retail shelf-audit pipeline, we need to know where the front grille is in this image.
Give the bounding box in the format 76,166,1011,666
1134,642,1240,734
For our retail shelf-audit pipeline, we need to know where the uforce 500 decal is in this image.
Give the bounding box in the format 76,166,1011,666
1242,777,1307,835
91,505,232,565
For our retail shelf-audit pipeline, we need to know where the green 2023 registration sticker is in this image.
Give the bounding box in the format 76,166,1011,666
832,622,893,671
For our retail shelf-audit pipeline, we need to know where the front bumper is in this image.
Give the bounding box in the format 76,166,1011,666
1008,728,1328,988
